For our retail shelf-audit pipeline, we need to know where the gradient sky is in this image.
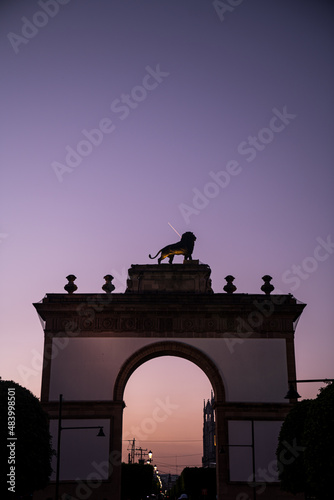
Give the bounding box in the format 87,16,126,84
1,0,333,473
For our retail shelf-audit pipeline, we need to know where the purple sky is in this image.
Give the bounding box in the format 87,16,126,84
1,0,333,473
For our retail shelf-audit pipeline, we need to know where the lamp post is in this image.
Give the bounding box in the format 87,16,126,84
54,394,105,500
284,378,334,399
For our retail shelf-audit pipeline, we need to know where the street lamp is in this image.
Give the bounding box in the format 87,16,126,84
55,394,105,500
146,449,153,464
284,379,334,399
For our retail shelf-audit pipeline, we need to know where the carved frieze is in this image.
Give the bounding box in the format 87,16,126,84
46,310,294,337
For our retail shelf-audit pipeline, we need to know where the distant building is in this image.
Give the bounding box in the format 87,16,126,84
160,473,179,492
202,390,216,467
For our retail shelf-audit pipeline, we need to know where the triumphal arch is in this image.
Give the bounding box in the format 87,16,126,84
34,260,305,500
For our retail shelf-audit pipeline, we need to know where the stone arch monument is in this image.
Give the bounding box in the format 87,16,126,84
33,261,305,500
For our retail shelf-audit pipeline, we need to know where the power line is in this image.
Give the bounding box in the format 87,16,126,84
155,453,201,458
158,462,202,468
156,464,203,473
122,439,202,442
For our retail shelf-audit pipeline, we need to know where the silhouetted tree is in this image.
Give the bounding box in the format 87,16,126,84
276,382,334,499
303,382,334,499
276,399,311,495
0,380,53,498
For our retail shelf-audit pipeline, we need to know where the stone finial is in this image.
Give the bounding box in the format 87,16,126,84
223,275,237,294
64,275,77,294
102,274,115,293
261,275,274,295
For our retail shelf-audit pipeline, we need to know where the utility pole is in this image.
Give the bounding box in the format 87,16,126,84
127,438,149,464
127,438,136,464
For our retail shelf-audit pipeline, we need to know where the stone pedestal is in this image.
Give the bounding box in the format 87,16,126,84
126,261,213,293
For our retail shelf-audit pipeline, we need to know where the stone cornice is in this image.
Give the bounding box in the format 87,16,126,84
34,292,305,336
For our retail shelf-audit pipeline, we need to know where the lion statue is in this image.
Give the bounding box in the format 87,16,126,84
149,232,196,264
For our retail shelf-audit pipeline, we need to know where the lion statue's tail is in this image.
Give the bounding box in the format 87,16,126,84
149,250,161,259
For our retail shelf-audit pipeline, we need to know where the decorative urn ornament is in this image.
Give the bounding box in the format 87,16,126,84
64,274,77,294
223,275,237,294
261,275,275,295
102,274,115,293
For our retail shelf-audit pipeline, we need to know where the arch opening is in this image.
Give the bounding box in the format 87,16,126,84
122,356,214,472
115,341,226,492
114,341,226,403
